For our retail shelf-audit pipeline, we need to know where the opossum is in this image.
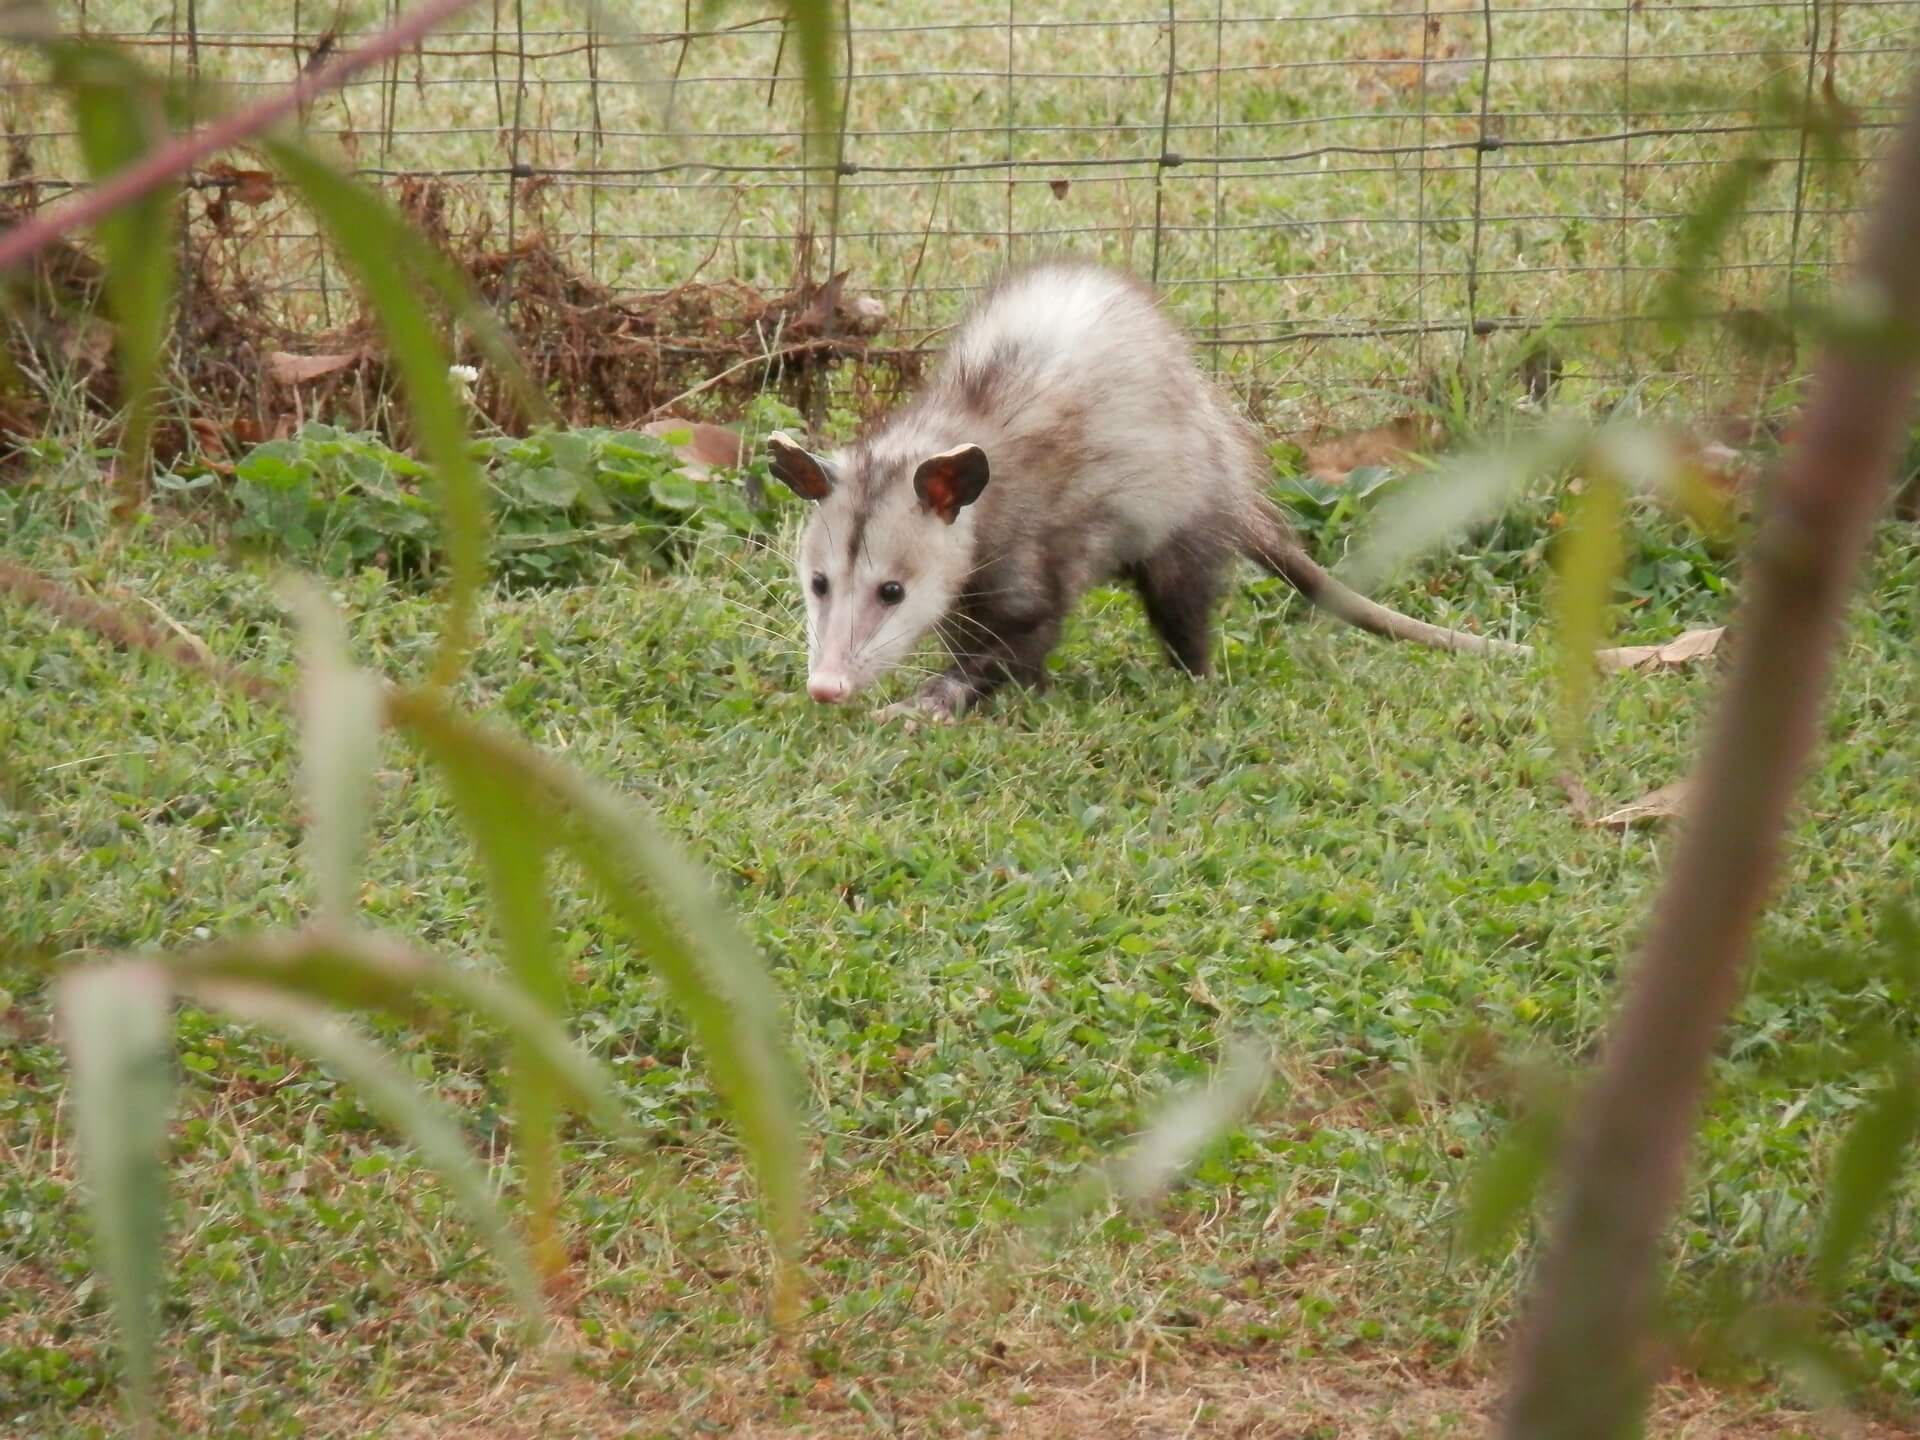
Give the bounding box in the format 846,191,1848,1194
766,260,1526,721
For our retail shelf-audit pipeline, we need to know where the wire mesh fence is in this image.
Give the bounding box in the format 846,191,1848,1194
3,1,1912,430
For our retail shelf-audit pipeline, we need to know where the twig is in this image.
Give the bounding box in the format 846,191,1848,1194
0,0,480,277
1500,63,1920,1440
642,337,848,420
0,561,282,706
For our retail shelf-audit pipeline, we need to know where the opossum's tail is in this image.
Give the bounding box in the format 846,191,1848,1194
1244,498,1533,657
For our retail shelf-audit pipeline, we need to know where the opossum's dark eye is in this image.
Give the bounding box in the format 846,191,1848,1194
877,581,905,606
810,573,829,597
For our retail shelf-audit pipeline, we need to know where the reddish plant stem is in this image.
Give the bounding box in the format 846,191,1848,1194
1500,70,1920,1440
0,561,283,705
0,0,478,277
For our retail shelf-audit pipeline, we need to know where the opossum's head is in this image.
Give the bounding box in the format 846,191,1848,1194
767,431,990,704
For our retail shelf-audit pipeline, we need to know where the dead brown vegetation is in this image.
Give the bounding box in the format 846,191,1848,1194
0,168,914,470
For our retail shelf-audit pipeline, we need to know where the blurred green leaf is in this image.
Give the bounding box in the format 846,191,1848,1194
1108,1039,1273,1205
55,961,173,1429
1461,1093,1567,1258
162,925,635,1145
699,1,839,152
1653,155,1772,344
1022,1039,1275,1245
1815,1069,1920,1297
262,139,488,689
1338,423,1586,594
281,578,383,919
1550,471,1626,758
198,981,547,1335
389,689,808,1319
48,42,175,502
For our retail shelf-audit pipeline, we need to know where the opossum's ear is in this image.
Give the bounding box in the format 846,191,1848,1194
767,431,836,501
913,444,990,525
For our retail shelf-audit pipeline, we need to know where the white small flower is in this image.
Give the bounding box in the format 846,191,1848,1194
448,365,480,406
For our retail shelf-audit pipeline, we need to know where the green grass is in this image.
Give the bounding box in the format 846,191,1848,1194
3,459,1917,1434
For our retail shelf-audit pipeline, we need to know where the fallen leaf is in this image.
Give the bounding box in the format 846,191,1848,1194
1593,626,1724,674
1593,779,1692,831
641,419,745,479
207,161,277,207
1305,414,1437,483
793,270,850,334
188,416,228,458
266,351,359,385
232,171,276,206
1556,770,1596,824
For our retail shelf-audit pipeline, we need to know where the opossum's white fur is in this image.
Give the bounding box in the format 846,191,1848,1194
767,260,1524,719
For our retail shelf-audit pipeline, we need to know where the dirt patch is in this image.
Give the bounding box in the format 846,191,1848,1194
317,1351,1901,1439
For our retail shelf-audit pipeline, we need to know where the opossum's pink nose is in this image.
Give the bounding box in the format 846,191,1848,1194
808,672,852,704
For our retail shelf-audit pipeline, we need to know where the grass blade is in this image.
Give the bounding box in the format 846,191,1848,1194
1815,1070,1920,1297
388,688,807,1318
199,981,547,1335
54,960,174,1429
264,133,547,426
261,138,487,689
280,578,383,920
47,41,176,510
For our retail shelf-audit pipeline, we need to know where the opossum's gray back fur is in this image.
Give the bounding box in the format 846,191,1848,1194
842,263,1266,610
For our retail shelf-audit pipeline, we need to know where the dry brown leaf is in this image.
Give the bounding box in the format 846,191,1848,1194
793,269,850,334
188,416,228,459
1593,779,1693,831
266,351,359,385
1593,626,1724,675
1556,770,1596,825
206,160,277,207
1304,414,1437,483
641,418,744,478
229,170,276,206
1185,976,1221,1012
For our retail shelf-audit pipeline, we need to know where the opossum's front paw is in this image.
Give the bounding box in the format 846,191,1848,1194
873,700,950,729
872,679,968,727
872,696,959,728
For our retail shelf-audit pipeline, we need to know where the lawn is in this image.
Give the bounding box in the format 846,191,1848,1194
3,2,1920,1433
3,453,1917,1434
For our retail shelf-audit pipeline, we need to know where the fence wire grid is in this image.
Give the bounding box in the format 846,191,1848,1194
3,1,1914,429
